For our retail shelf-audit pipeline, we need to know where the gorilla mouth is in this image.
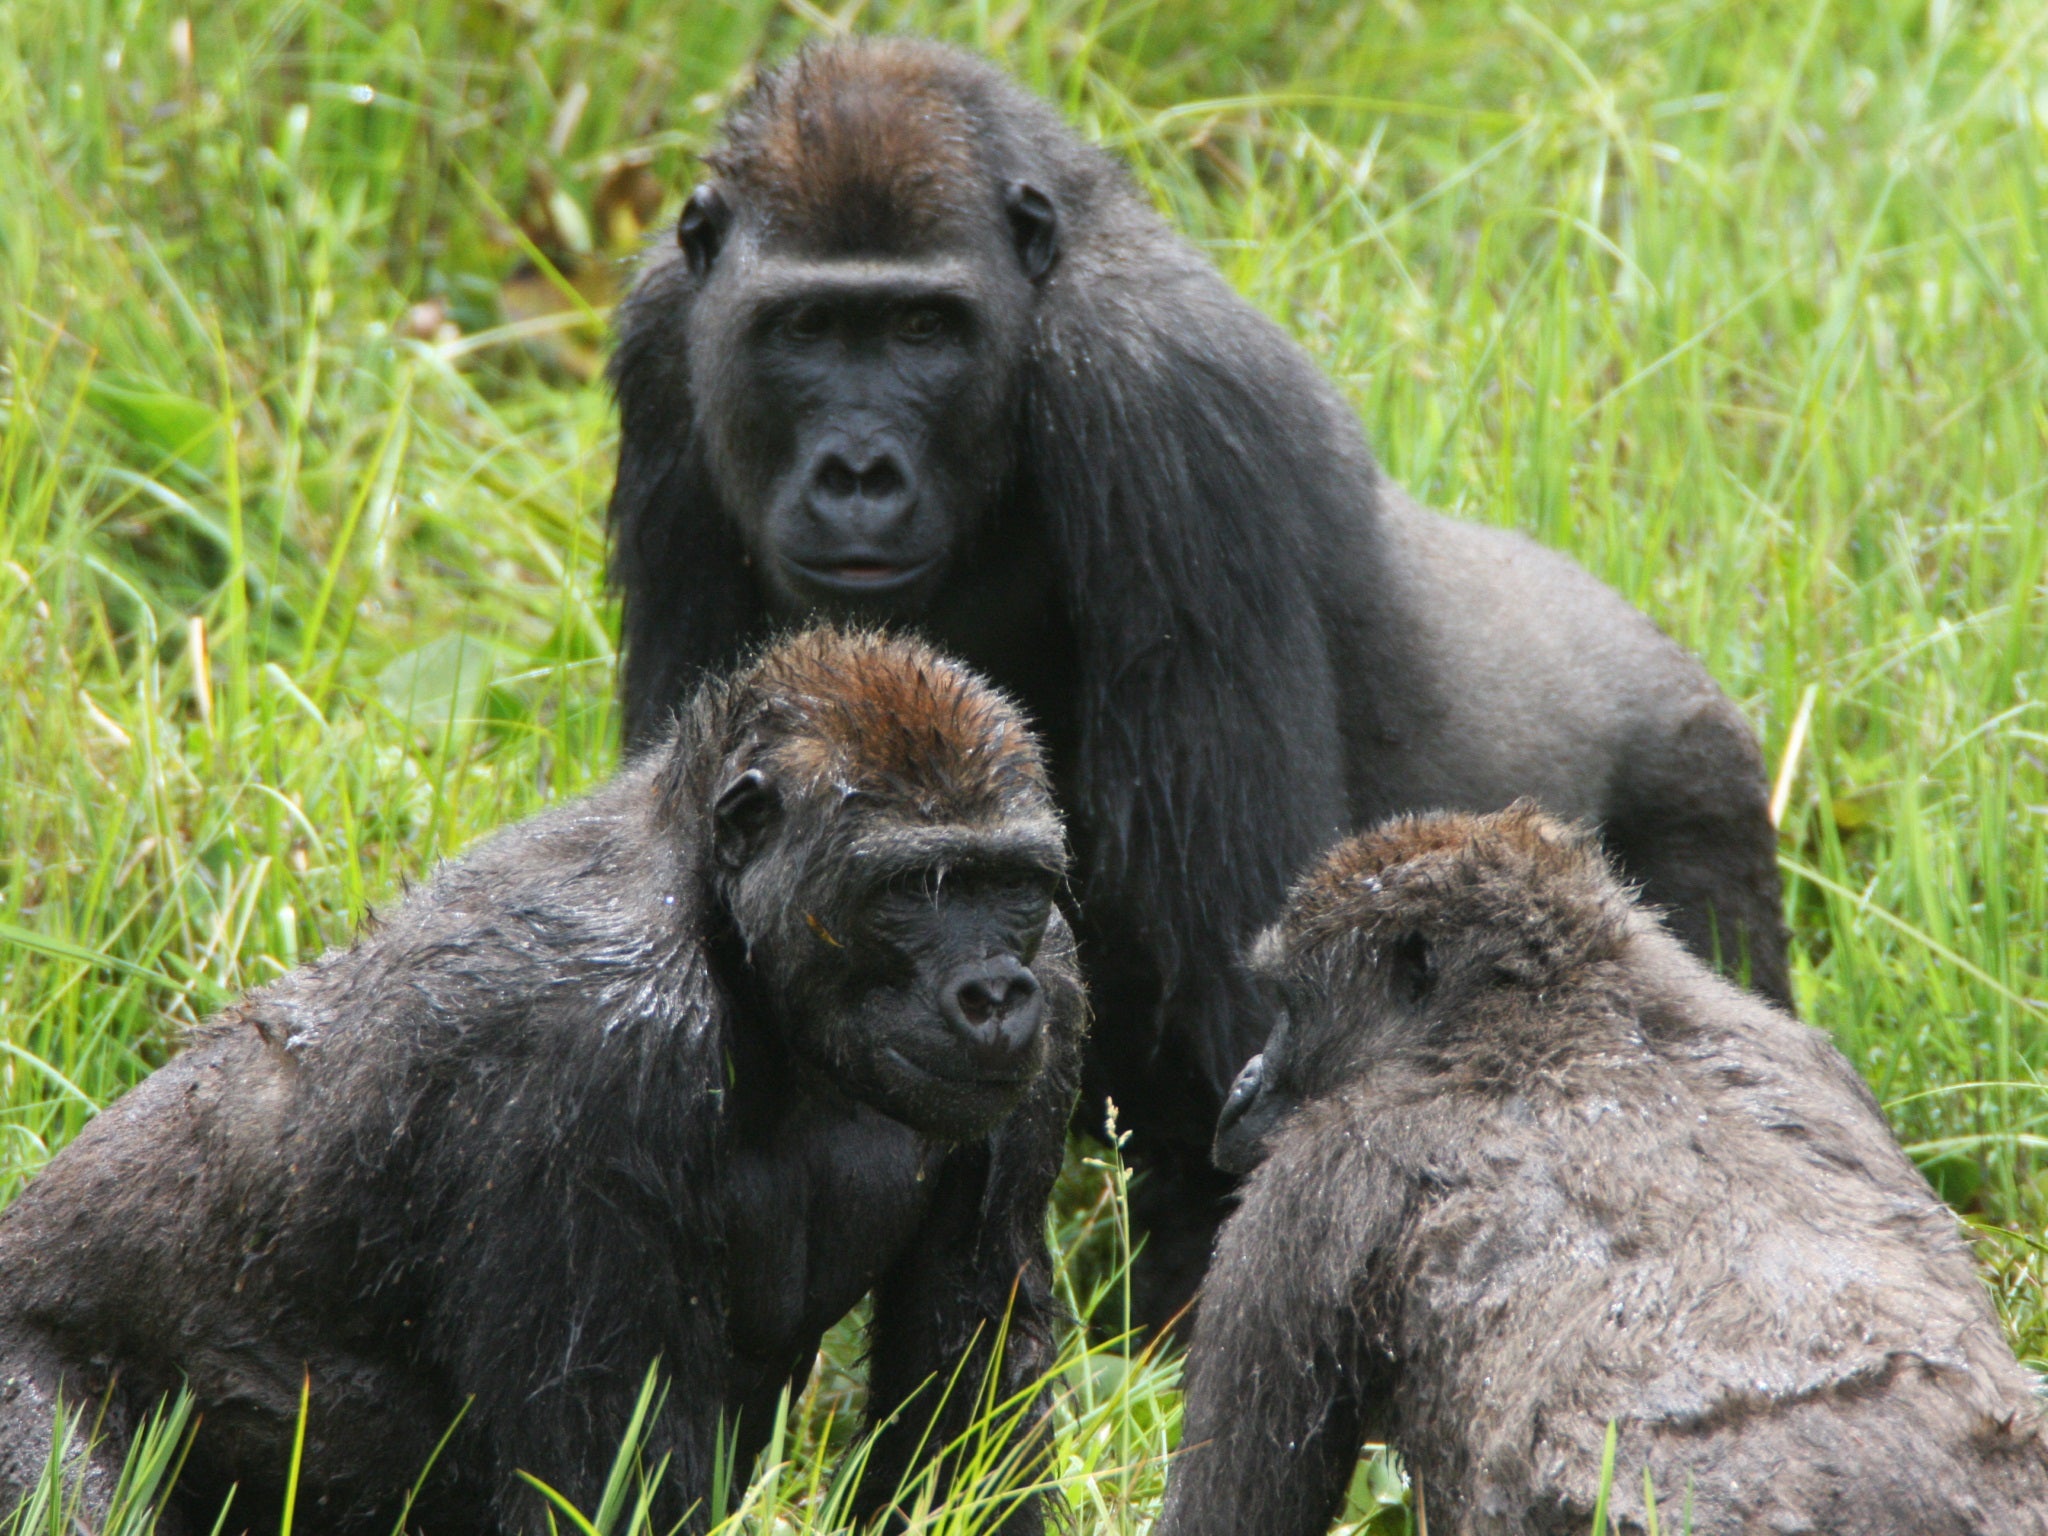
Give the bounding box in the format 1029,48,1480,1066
883,1045,1033,1089
788,556,937,594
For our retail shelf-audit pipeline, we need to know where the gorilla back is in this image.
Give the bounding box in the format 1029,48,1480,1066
0,629,1085,1536
609,37,1791,1322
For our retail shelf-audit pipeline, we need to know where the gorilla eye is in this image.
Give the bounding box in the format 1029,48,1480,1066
895,306,946,343
783,304,831,342
881,868,937,904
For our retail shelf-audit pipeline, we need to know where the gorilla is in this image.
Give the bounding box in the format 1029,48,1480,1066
1160,805,2048,1536
607,37,1791,1323
0,628,1084,1536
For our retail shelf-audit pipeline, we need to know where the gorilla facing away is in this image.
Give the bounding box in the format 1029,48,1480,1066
1160,805,2048,1536
0,629,1084,1536
608,37,1791,1323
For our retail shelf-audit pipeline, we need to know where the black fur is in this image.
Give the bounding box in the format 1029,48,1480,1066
607,37,1791,1324
0,629,1084,1536
1161,806,2048,1536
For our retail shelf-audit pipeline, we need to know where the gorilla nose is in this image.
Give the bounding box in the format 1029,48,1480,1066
1216,1053,1265,1138
939,959,1044,1073
806,445,916,534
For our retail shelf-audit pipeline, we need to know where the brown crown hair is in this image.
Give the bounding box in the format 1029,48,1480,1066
1268,802,1639,987
715,627,1051,826
707,39,990,256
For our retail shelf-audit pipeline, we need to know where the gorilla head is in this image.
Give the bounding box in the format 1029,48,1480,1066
699,628,1068,1137
1213,806,1630,1175
673,45,1060,618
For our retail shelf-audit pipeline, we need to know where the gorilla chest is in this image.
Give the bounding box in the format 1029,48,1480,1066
720,1106,941,1362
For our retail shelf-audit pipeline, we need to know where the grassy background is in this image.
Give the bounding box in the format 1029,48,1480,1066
2,0,2045,1528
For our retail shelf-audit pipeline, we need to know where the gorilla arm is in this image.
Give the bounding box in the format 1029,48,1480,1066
417,987,737,1535
1157,1118,1403,1536
1026,270,1356,1099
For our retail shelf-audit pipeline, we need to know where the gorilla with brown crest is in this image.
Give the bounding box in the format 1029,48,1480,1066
608,37,1791,1324
0,629,1083,1535
1161,805,2048,1536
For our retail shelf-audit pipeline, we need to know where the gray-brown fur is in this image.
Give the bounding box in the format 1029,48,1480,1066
0,628,1084,1535
1160,805,2048,1536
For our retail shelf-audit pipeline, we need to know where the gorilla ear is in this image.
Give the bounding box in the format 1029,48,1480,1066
679,185,731,277
713,768,781,872
1389,930,1434,1006
1004,182,1058,282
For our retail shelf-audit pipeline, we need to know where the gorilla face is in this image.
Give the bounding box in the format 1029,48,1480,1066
1214,927,1439,1176
680,182,1059,621
712,764,1069,1143
821,856,1062,1140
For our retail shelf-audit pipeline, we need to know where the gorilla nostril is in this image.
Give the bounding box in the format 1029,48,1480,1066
955,977,1002,1026
859,458,906,499
819,457,860,498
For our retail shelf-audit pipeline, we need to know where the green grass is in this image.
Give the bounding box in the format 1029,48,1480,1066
1,0,2044,1529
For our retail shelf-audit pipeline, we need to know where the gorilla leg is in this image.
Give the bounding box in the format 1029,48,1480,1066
1126,1151,1237,1337
1075,924,1255,1337
1604,695,1793,1010
0,1332,155,1533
